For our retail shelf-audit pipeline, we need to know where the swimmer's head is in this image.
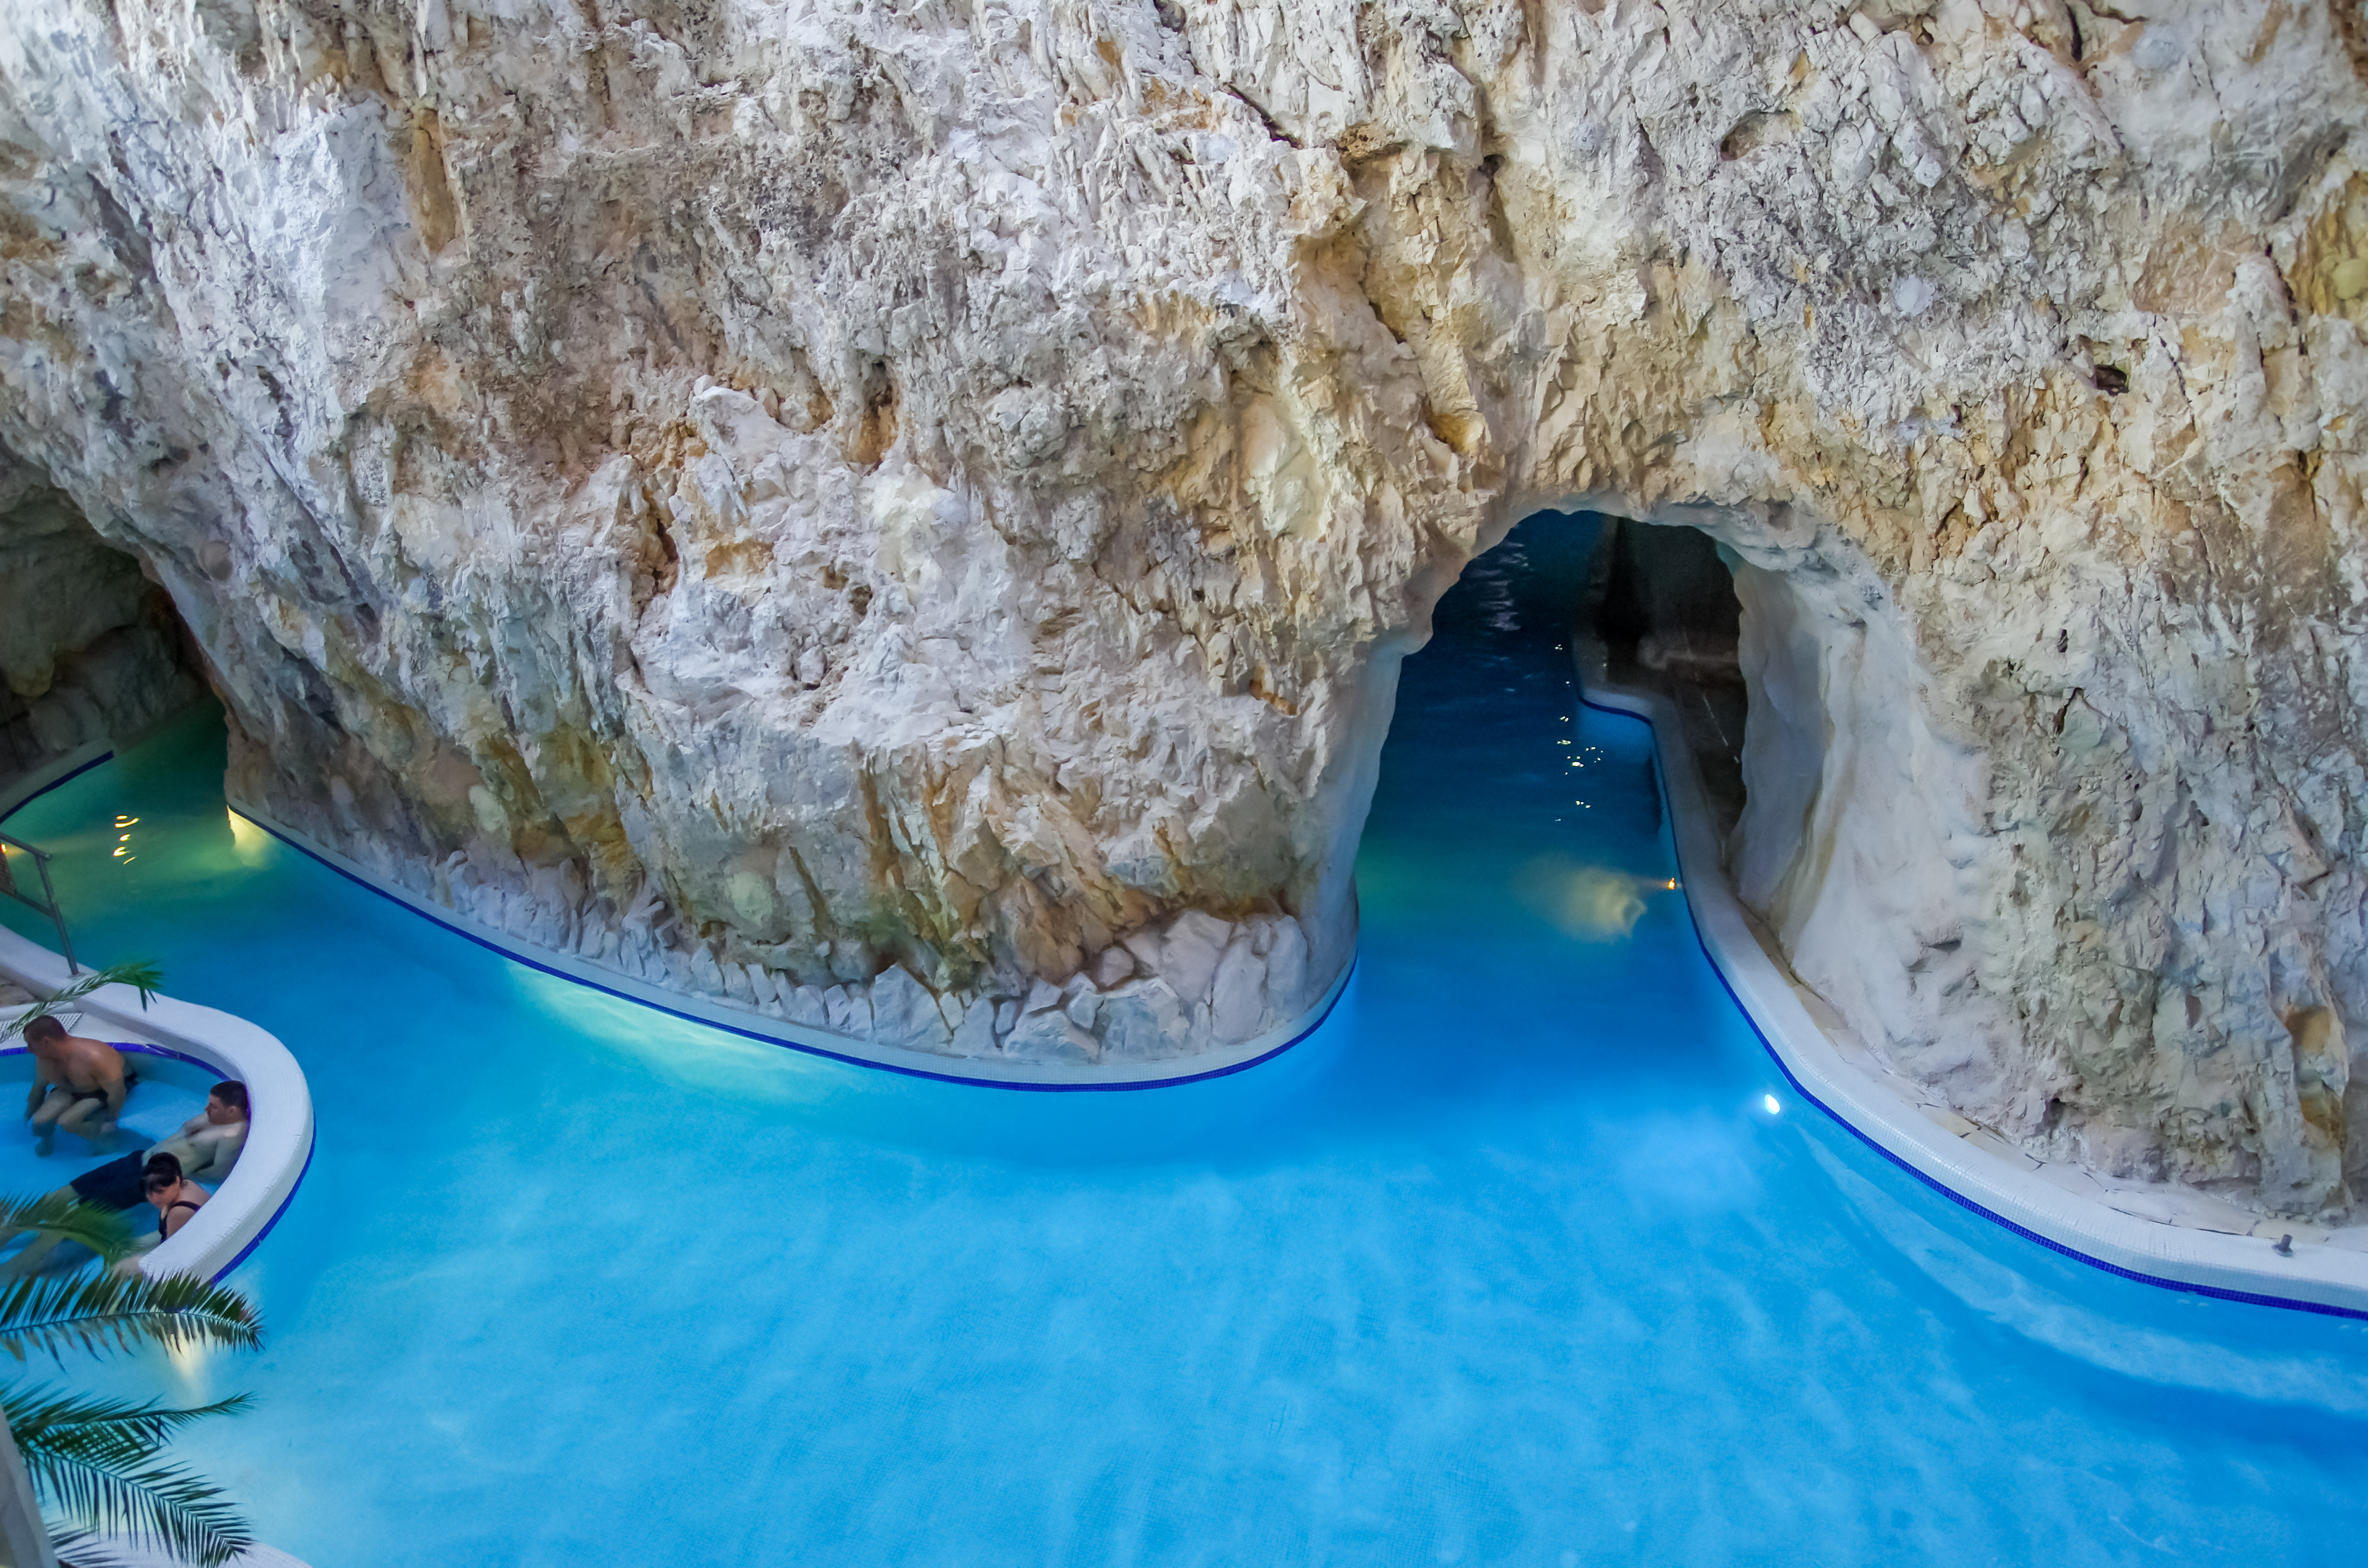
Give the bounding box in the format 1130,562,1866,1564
141,1152,185,1199
207,1081,248,1124
21,1016,64,1050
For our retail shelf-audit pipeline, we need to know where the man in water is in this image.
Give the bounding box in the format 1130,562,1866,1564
148,1080,248,1184
0,1080,248,1278
20,1016,130,1155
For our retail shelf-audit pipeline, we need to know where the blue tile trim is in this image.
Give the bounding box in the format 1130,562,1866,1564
241,811,1349,1093
1578,692,2368,1323
1,1040,308,1283
0,748,116,825
211,1127,314,1284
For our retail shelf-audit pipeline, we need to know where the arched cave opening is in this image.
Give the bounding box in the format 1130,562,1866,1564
0,459,208,794
1367,506,1756,956
1433,510,1751,847
1570,513,1750,839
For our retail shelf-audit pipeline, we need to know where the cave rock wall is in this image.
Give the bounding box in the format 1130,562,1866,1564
0,0,2363,1209
0,448,203,786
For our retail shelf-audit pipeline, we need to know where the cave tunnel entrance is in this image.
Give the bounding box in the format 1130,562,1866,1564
1416,508,1750,845
1571,513,1750,839
1352,506,1759,1042
1359,508,1755,964
0,467,210,796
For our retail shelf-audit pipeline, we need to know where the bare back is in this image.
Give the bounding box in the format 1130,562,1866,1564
35,1034,126,1097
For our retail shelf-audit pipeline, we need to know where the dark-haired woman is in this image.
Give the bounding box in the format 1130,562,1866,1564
141,1153,209,1242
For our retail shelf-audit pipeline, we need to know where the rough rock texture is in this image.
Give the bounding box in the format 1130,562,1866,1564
1582,515,1749,825
0,0,2364,1206
0,449,202,789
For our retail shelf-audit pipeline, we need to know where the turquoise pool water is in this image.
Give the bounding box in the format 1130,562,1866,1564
4,517,2365,1566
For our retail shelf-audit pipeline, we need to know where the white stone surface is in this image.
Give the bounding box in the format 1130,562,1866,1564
0,0,2361,1213
1586,661,2368,1316
245,804,1353,1086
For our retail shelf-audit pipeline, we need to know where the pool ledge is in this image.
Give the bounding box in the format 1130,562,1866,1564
1581,672,2368,1320
234,806,1351,1091
0,740,115,828
0,928,315,1286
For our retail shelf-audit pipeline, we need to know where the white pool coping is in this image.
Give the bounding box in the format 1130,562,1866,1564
1579,673,2368,1318
1,750,315,1286
236,805,1353,1091
0,928,315,1286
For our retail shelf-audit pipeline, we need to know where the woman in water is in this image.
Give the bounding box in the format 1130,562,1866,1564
141,1152,208,1242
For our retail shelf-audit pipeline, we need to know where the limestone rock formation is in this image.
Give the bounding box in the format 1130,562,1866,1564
0,1,2362,1208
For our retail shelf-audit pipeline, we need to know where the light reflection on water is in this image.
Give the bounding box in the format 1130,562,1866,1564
1512,856,1679,942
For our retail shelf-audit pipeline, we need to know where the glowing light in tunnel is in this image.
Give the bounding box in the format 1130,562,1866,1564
1515,858,1653,941
226,809,273,865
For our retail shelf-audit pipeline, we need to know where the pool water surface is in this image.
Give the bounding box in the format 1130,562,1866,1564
3,517,2364,1566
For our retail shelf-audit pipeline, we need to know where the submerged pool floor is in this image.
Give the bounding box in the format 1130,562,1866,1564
4,519,2365,1566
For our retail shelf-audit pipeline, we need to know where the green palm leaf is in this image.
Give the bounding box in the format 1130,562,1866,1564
0,1194,138,1268
0,1273,262,1364
3,1385,253,1453
4,1383,256,1567
0,960,166,1044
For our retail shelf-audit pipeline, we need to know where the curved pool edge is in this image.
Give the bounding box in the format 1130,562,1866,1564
236,805,1354,1092
0,739,115,826
1577,672,2368,1320
0,927,316,1286
4,740,315,1283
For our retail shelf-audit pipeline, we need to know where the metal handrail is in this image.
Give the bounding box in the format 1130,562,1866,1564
0,831,78,974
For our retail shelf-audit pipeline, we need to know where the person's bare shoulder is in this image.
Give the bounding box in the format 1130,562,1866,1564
63,1036,124,1069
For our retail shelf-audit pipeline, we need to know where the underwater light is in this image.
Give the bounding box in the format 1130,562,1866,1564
1763,1094,1781,1115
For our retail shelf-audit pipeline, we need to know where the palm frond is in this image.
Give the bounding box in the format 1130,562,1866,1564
3,1381,257,1568
1,960,166,1044
0,1193,138,1266
3,1384,253,1455
30,1447,253,1567
5,1383,257,1567
0,1273,262,1363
